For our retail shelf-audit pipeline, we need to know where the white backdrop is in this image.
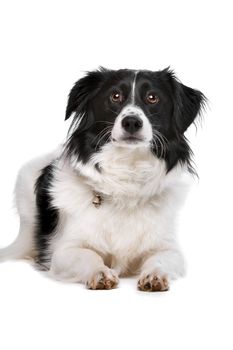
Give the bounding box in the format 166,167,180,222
0,1,232,349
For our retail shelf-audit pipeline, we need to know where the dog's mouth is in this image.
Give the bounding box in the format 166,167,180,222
122,136,144,143
112,135,145,144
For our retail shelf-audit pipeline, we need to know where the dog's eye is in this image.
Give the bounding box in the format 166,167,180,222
146,93,159,104
110,92,123,103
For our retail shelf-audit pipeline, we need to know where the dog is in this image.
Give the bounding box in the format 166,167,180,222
0,67,205,291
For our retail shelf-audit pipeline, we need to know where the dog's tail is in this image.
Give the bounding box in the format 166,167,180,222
0,227,34,263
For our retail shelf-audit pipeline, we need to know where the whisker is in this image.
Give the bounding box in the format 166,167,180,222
94,120,115,125
151,137,160,156
153,130,168,145
153,129,168,143
95,130,112,151
94,126,112,151
106,107,119,116
91,126,112,145
146,112,160,118
151,130,168,158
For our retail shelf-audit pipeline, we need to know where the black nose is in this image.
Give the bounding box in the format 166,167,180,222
121,116,143,134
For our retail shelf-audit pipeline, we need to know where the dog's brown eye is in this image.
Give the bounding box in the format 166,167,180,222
146,94,159,104
111,92,123,103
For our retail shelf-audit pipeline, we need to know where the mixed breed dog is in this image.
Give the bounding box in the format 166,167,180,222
0,67,206,291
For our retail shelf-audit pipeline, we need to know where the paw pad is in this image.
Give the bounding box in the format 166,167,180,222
87,270,119,290
138,273,169,292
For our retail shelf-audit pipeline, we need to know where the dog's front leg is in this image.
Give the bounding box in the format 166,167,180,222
49,246,119,290
138,249,185,292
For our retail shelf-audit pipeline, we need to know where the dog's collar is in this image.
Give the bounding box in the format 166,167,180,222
92,191,103,208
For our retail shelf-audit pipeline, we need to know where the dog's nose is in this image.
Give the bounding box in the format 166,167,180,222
121,116,143,134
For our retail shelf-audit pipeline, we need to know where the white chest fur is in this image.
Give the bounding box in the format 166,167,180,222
51,144,190,273
69,144,169,203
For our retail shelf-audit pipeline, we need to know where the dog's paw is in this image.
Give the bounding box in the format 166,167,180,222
137,273,169,292
86,269,119,290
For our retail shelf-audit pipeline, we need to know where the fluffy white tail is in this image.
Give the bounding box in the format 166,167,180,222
0,226,34,262
0,240,29,262
0,150,55,263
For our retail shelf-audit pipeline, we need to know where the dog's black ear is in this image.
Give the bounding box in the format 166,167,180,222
162,68,206,134
65,68,107,121
173,82,206,134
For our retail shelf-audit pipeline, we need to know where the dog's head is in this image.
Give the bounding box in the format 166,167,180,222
64,68,206,172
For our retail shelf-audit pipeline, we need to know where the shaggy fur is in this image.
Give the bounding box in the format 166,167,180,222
0,67,206,291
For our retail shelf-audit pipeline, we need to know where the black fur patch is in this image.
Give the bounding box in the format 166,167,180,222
34,163,59,265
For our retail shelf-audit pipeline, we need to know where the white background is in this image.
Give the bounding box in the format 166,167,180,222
0,1,232,349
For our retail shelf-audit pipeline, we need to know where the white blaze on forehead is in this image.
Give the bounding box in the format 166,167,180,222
111,71,154,145
131,71,139,104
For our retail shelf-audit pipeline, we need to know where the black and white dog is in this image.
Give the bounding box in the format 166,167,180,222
0,68,205,291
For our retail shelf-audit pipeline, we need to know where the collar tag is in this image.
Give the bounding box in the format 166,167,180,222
92,191,102,208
